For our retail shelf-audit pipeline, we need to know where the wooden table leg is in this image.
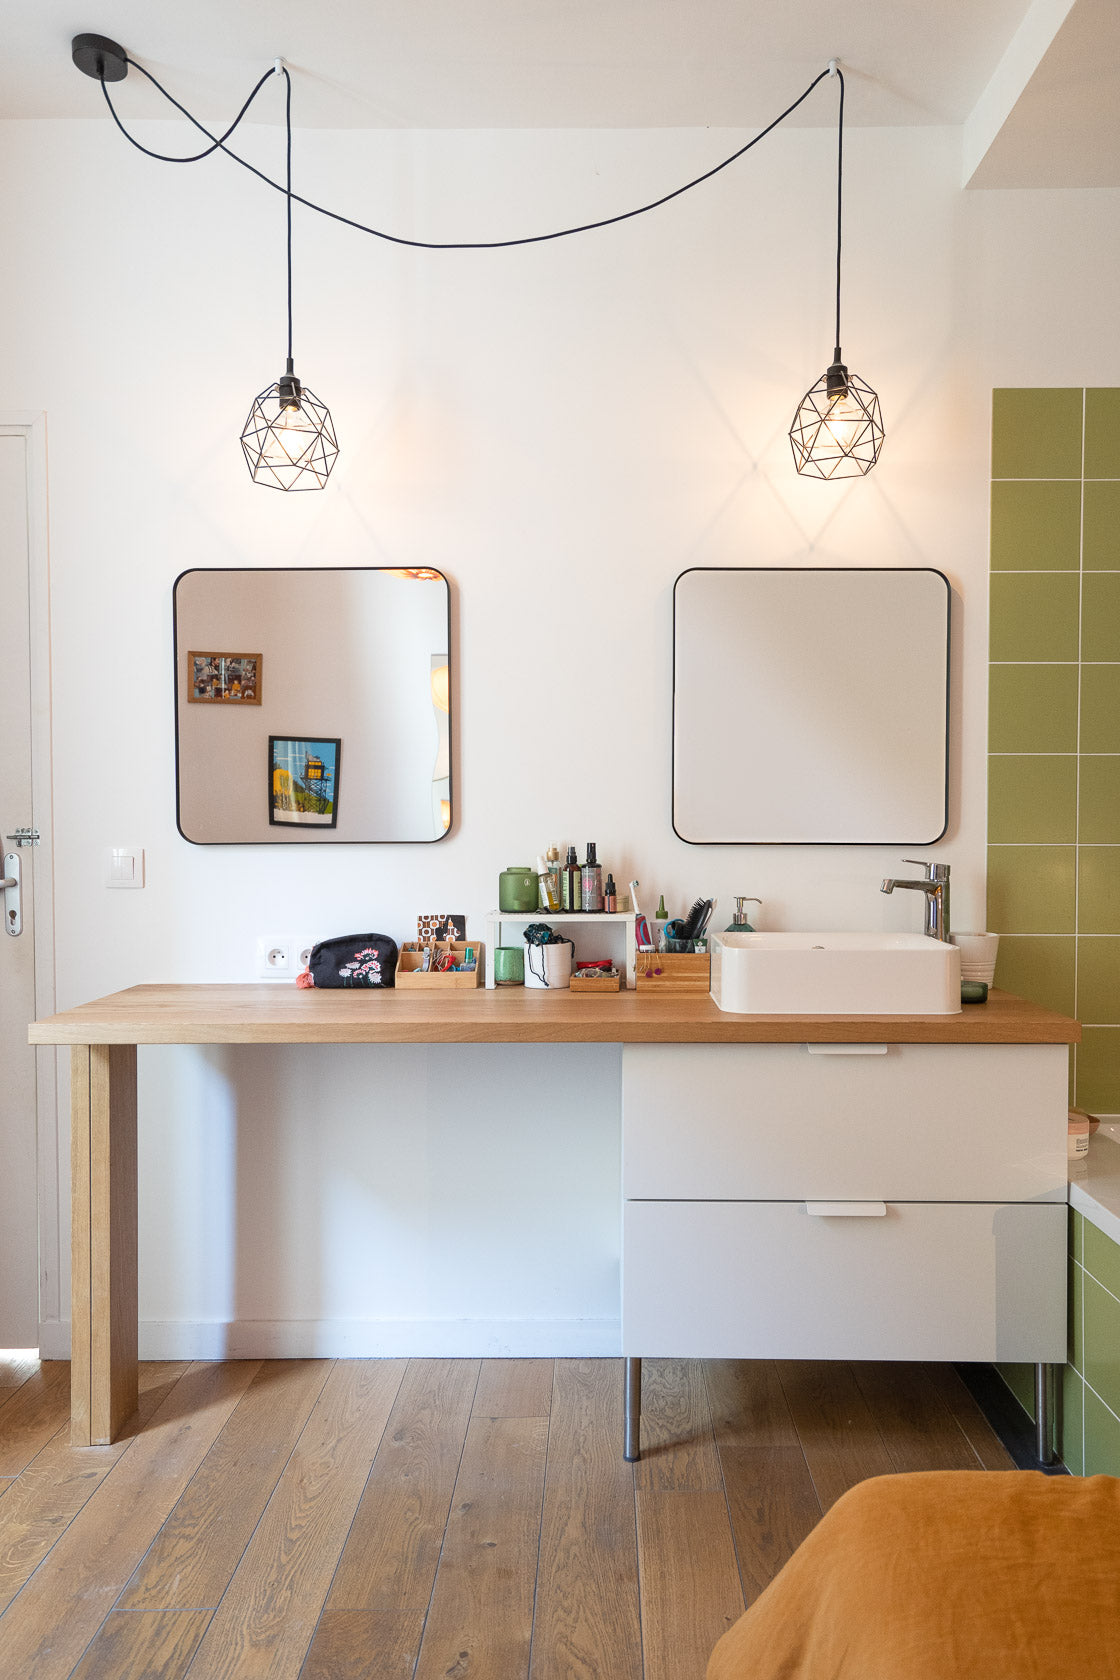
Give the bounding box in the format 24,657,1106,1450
70,1044,138,1444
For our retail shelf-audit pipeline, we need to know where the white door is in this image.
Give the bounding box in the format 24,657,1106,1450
0,430,44,1346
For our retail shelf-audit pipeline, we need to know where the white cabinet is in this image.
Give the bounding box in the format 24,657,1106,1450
621,1041,1068,1365
624,1200,1066,1361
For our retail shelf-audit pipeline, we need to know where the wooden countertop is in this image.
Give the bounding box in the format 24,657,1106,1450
29,984,1080,1046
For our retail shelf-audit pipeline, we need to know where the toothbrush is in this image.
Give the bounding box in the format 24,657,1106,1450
628,880,656,950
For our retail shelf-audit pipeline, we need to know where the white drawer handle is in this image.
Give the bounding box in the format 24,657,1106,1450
805,1201,888,1218
805,1044,888,1056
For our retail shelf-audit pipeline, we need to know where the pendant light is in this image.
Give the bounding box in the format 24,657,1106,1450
80,40,877,488
789,63,883,480
240,63,338,491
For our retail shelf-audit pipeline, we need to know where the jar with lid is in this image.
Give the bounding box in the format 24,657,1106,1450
499,865,540,913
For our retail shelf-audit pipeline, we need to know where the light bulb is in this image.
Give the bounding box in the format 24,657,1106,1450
262,402,306,468
822,391,864,455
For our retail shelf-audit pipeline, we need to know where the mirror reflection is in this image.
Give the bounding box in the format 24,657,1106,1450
673,567,949,845
174,568,452,843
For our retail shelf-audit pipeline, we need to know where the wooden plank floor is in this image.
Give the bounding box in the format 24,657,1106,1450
0,1356,1013,1680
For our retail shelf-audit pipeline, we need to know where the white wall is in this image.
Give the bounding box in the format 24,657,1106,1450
3,111,1119,1355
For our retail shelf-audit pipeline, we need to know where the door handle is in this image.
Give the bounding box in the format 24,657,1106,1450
804,1201,888,1217
3,852,21,936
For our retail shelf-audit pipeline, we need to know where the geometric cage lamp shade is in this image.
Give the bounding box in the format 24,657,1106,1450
238,59,339,492
240,358,339,491
789,357,884,480
788,64,884,481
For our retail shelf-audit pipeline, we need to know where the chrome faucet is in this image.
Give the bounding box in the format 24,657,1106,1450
880,860,951,941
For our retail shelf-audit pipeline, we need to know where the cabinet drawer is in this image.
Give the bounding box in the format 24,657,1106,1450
622,1199,1066,1362
621,1042,1067,1202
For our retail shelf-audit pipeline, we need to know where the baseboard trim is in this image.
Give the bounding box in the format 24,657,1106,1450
41,1316,621,1360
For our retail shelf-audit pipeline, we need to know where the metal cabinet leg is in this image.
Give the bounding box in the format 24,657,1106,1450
624,1357,642,1461
1035,1362,1055,1466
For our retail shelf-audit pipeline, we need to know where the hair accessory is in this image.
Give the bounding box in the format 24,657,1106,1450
523,922,562,946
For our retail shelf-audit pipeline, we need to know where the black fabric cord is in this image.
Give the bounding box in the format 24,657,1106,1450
284,66,292,361
102,57,839,253
100,63,275,163
835,67,845,353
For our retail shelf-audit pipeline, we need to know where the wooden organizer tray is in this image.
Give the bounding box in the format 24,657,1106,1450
396,941,484,989
634,951,711,992
570,969,623,993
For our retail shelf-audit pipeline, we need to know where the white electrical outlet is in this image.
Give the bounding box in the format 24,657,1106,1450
254,937,293,979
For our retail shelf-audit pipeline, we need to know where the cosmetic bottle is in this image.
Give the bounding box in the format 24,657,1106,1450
537,854,561,913
653,894,670,951
546,846,562,913
604,874,618,913
582,842,604,912
563,845,583,911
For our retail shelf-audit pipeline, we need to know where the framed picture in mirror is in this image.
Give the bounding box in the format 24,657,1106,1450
269,736,340,829
188,651,262,703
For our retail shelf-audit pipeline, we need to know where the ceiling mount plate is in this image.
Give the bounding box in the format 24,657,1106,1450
71,33,128,83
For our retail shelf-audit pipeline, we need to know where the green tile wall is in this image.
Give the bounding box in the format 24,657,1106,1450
995,1209,1120,1473
1059,1209,1120,1475
990,390,1120,1473
988,388,1120,1114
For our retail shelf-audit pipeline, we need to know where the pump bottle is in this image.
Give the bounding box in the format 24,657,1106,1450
725,897,762,932
581,843,604,912
563,845,583,911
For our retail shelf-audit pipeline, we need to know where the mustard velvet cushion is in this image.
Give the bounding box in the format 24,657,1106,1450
707,1470,1120,1680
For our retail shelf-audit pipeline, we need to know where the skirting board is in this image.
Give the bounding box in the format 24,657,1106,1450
39,1317,622,1361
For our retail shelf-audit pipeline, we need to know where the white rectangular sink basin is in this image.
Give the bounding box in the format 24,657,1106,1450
710,931,961,1015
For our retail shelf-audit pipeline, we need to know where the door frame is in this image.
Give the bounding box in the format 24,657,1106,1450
0,413,59,1351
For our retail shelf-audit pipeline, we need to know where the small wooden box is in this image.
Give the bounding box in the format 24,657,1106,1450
395,941,484,989
570,970,623,993
635,951,711,992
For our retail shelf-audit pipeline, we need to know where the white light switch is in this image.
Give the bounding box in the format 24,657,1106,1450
108,847,145,888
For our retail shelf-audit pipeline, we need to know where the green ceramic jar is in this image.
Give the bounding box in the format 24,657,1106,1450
498,865,539,913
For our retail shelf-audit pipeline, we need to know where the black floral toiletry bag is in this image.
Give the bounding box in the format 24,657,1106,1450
303,934,398,988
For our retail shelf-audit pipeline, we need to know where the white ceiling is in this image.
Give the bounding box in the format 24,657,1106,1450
0,1,1115,184
967,0,1120,187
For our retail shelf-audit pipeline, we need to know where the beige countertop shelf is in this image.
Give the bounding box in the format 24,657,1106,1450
31,983,1080,1047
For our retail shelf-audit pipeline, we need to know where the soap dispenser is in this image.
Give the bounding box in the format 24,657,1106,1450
725,897,761,932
